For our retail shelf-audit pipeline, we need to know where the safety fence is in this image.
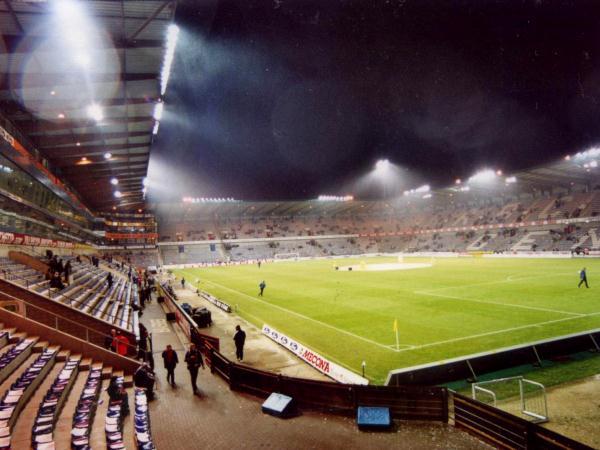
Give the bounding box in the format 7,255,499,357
453,393,593,450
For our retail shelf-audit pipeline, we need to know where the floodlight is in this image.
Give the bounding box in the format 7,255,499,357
110,178,118,185
143,177,149,186
104,152,112,160
114,190,122,198
468,169,497,184
152,121,160,135
505,176,517,184
415,184,430,193
87,103,103,121
161,24,180,95
153,102,164,121
375,159,390,171
422,193,432,199
590,161,598,168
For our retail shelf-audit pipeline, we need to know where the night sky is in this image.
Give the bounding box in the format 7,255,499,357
149,0,600,201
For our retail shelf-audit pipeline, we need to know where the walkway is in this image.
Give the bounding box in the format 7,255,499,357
140,296,489,450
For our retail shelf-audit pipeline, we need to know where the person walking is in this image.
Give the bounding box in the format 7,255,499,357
579,267,589,288
184,343,204,395
181,277,186,289
106,272,113,289
258,280,266,296
233,325,246,362
161,344,179,386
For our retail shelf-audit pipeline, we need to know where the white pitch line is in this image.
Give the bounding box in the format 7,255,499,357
413,290,585,317
421,272,574,294
394,311,600,353
200,278,402,352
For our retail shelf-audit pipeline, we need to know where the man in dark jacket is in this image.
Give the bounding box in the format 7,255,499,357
161,344,179,386
133,363,156,400
579,267,589,288
233,325,246,362
184,343,204,395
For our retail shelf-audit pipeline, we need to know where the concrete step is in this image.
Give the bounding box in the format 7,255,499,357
57,350,71,362
102,366,113,380
79,357,92,371
33,340,49,353
53,368,91,450
123,375,133,388
9,331,27,343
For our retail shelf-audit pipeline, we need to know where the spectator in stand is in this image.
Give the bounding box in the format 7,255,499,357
64,260,72,285
106,272,113,289
133,363,156,400
138,323,149,359
162,344,179,386
184,343,204,395
107,376,129,416
105,328,117,351
579,267,589,288
114,331,130,356
233,325,246,362
57,259,64,274
49,272,64,290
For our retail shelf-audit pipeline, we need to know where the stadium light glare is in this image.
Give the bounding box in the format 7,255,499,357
104,152,112,160
153,102,164,121
113,190,122,198
422,193,432,199
564,155,571,161
160,24,180,96
143,177,149,187
87,103,103,122
76,142,81,147
590,160,598,168
110,177,118,185
455,178,461,185
375,159,390,171
317,195,353,202
415,184,430,193
468,169,497,184
152,121,160,135
57,113,65,119
505,176,517,184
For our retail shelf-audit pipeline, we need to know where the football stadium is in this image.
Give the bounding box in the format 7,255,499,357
0,0,599,449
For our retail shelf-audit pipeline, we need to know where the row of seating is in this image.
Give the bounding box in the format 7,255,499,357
105,376,126,449
0,325,154,449
32,357,80,448
133,388,155,450
71,365,103,450
0,347,58,449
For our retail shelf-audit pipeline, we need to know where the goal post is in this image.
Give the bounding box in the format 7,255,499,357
471,376,548,423
274,252,300,261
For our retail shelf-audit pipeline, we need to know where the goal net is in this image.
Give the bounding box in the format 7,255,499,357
274,252,300,260
471,376,548,423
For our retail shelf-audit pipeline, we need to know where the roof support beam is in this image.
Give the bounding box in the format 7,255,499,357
36,131,148,147
128,1,173,41
0,72,157,90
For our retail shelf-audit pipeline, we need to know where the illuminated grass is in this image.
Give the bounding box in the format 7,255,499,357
174,257,600,384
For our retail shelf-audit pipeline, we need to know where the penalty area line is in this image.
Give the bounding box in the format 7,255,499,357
395,311,600,353
200,278,403,353
413,290,584,317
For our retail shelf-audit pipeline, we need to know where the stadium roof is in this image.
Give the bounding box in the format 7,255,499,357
0,0,177,211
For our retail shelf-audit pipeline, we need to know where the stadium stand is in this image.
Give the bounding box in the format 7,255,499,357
0,323,146,450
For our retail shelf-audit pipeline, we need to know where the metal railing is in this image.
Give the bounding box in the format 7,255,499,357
0,289,140,357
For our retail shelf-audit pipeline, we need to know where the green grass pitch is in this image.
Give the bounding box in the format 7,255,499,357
173,257,600,384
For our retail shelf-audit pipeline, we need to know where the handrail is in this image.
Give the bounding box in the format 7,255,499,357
0,289,140,356
0,265,137,329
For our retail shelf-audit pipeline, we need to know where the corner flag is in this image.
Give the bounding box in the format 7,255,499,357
393,319,399,350
393,319,398,332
